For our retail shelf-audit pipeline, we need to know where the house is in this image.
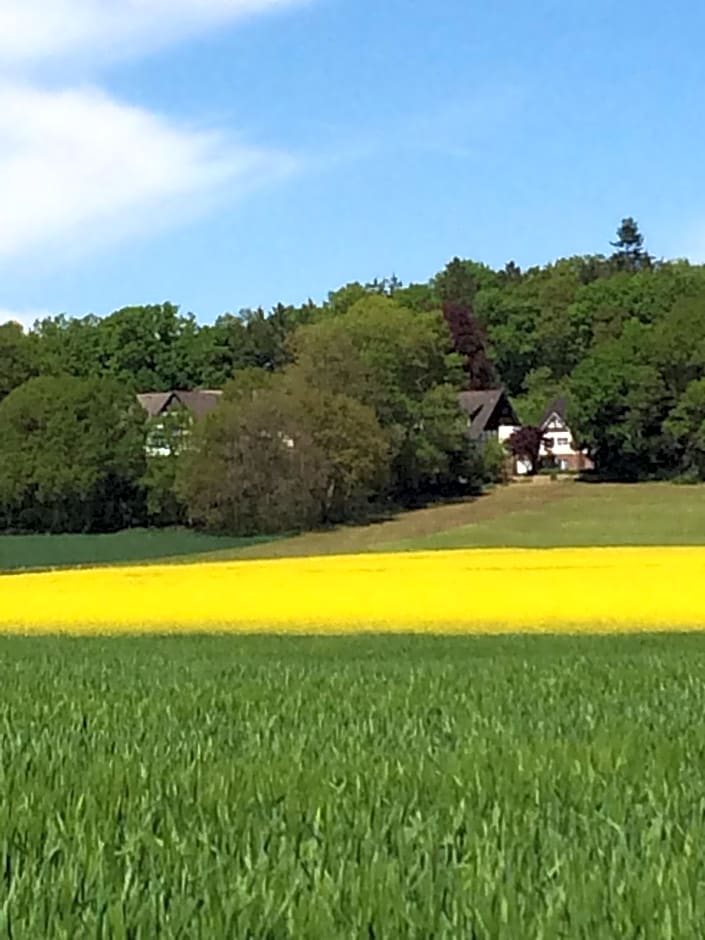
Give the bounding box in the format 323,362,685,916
538,397,594,472
457,388,520,442
137,389,223,456
458,388,593,476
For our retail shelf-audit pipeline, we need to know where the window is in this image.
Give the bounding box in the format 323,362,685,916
556,437,570,446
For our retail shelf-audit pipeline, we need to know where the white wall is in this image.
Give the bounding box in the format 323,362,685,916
498,424,520,443
541,429,575,457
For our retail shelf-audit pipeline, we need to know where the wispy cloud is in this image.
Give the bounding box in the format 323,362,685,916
0,0,306,269
0,0,307,67
0,82,296,262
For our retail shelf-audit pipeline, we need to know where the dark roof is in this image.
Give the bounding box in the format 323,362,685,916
458,388,519,437
540,396,569,428
137,390,223,419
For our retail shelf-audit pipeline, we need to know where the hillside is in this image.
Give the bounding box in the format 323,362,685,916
3,480,703,572
200,480,705,561
6,233,705,542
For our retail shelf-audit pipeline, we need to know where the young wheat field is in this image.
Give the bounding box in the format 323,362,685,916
1,634,704,937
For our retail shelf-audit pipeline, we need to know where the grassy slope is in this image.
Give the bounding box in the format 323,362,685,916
195,480,705,562
3,480,705,571
2,633,705,935
386,480,705,551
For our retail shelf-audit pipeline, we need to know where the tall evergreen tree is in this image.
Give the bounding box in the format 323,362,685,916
610,217,652,272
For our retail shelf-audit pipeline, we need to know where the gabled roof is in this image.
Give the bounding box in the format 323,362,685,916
458,388,519,438
137,392,172,417
137,390,223,419
540,396,569,429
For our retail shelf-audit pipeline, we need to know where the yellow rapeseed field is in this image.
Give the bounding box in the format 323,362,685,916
0,546,704,634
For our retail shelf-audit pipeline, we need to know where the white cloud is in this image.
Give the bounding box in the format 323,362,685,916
0,0,305,67
0,0,306,269
0,81,296,263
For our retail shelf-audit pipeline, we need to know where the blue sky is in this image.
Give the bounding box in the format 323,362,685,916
1,0,704,327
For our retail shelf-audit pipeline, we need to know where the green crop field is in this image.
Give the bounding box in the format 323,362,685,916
2,633,705,937
0,528,278,573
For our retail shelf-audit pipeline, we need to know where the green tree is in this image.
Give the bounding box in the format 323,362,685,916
434,258,498,307
396,384,483,497
326,283,371,317
480,437,510,484
648,290,705,398
664,379,705,478
223,367,280,402
532,267,583,378
287,295,477,497
282,375,390,522
392,282,438,312
141,404,195,526
97,303,202,391
0,376,146,532
197,304,307,386
0,322,36,402
34,305,203,391
514,367,566,426
34,314,105,378
178,383,388,534
569,323,671,478
610,217,652,272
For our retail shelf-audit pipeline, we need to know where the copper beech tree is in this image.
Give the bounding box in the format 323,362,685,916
506,426,551,476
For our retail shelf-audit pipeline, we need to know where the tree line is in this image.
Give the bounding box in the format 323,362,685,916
2,218,705,534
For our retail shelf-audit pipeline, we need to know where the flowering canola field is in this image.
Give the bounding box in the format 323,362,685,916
1,546,704,633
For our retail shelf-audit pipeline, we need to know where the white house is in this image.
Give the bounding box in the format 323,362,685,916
458,389,594,476
538,397,594,473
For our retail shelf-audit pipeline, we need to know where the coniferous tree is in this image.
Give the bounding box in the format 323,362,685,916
610,217,652,272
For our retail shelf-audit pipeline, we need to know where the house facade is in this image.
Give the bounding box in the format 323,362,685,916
457,388,526,475
458,388,594,475
136,389,223,456
538,397,594,473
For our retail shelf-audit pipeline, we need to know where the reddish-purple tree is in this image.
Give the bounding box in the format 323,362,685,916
506,426,551,475
441,300,498,390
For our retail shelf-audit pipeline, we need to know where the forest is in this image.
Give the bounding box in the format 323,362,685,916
2,218,705,534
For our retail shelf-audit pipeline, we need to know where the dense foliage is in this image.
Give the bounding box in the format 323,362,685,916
0,376,146,533
178,379,389,535
2,633,705,935
3,218,705,532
